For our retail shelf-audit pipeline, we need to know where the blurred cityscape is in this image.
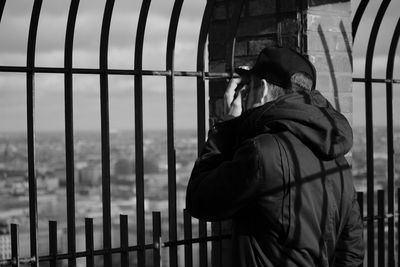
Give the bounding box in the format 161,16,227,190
0,130,199,266
0,126,400,265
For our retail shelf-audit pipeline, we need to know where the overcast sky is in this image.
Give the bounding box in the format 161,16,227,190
0,0,399,132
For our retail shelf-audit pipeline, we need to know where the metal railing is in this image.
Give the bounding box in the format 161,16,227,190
0,0,399,266
353,0,400,266
0,0,243,266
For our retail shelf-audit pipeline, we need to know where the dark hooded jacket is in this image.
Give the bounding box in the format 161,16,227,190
186,91,364,267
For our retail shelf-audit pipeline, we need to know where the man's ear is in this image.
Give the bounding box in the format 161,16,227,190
261,79,269,103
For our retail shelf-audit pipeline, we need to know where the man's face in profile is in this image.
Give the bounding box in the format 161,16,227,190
238,74,265,111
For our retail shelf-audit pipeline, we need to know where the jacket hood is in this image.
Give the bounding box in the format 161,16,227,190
232,90,353,160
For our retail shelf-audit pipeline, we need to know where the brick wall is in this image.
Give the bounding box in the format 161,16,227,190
208,0,303,124
208,0,352,126
307,2,353,125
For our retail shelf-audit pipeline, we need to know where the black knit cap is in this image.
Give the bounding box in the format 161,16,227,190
236,46,316,90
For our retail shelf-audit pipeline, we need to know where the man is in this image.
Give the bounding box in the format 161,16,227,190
186,46,364,266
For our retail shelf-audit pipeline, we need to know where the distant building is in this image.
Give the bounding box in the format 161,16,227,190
37,174,59,192
53,168,67,186
0,221,10,260
0,235,11,260
78,164,102,187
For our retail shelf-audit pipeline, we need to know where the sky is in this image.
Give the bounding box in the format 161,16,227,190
0,0,399,132
0,0,207,132
351,0,400,128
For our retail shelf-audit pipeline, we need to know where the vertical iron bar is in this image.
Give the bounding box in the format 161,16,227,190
85,218,94,267
398,188,400,267
26,1,42,266
49,221,57,267
357,192,364,267
199,220,208,267
364,1,391,266
377,190,384,267
352,0,369,40
386,16,400,267
357,192,364,221
11,224,19,267
99,1,115,266
0,0,6,23
64,1,80,266
196,1,215,264
120,215,129,267
184,209,193,267
212,222,222,267
134,1,151,266
152,212,161,267
225,0,246,73
166,0,184,266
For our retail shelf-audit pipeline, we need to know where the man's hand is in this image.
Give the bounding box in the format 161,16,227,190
223,78,247,120
222,76,268,121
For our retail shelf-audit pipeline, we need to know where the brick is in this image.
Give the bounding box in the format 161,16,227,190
209,61,226,73
237,16,277,37
280,0,298,12
235,40,248,56
316,72,352,93
339,94,352,113
213,98,225,117
307,13,351,33
248,0,276,16
336,74,352,92
209,80,227,97
213,5,228,20
278,17,299,34
208,43,226,61
316,73,332,92
209,22,229,43
280,35,298,49
208,0,353,124
307,31,351,53
309,52,352,73
248,38,277,55
308,1,351,15
223,1,246,20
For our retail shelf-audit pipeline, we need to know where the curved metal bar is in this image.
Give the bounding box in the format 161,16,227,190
196,0,216,265
364,0,391,266
352,0,369,40
385,15,400,267
64,0,80,266
134,0,151,266
99,0,115,266
225,0,246,73
26,1,42,266
166,0,184,266
0,0,6,23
